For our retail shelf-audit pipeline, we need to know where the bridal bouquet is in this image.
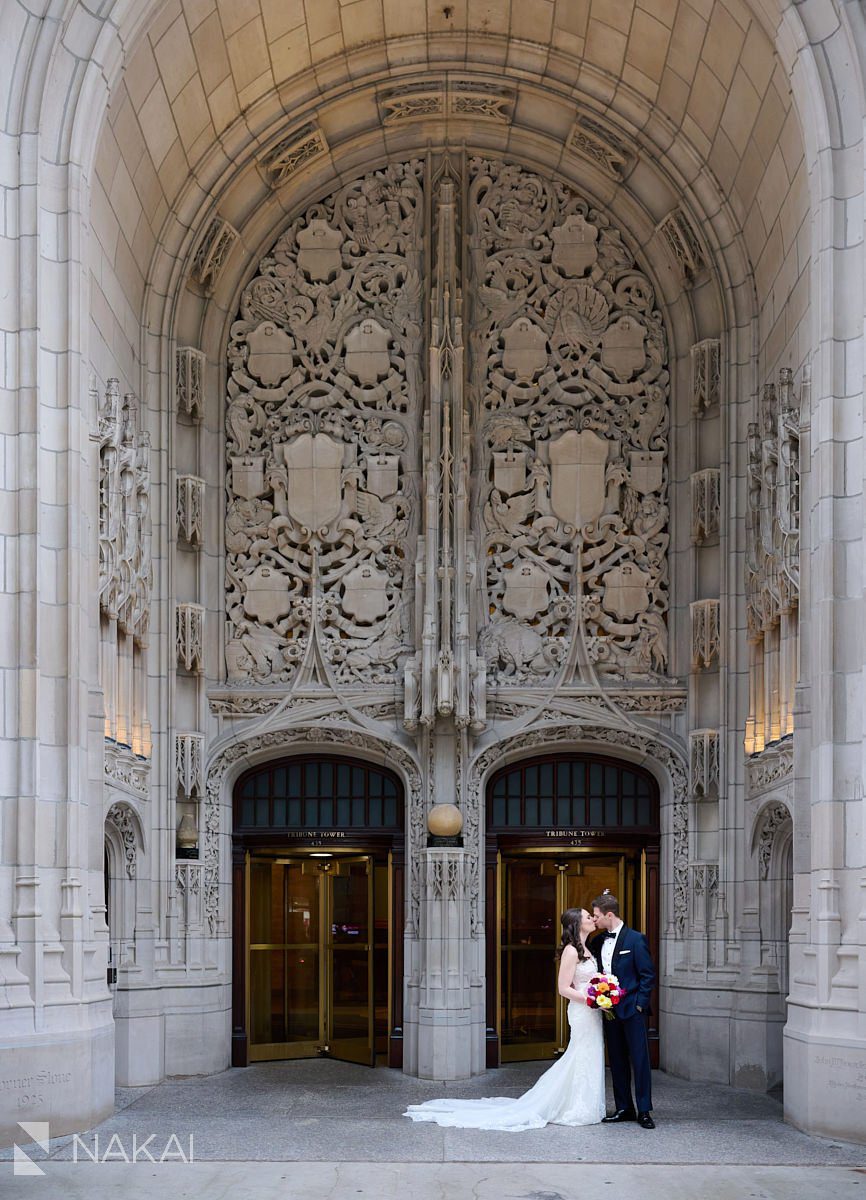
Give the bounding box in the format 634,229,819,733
586,973,624,1020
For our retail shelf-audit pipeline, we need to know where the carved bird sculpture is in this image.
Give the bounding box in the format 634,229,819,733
286,290,356,355
354,489,402,539
484,487,536,536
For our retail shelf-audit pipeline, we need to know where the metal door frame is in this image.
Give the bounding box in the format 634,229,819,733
245,850,376,1066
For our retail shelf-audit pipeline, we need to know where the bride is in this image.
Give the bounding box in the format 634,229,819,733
404,907,606,1131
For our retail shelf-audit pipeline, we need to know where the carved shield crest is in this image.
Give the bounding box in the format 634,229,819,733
242,564,292,623
282,433,344,529
364,453,399,499
246,321,295,386
502,559,550,621
629,451,664,495
344,318,391,384
231,455,266,500
601,315,646,381
493,449,527,496
551,214,599,276
502,317,548,380
602,563,651,620
549,429,608,529
341,563,390,623
297,219,343,281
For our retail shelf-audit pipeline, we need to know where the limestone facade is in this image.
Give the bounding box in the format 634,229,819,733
0,0,864,1148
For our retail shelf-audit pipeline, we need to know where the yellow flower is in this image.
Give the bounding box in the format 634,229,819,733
596,995,613,1009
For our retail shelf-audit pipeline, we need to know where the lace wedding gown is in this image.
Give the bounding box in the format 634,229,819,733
404,956,606,1131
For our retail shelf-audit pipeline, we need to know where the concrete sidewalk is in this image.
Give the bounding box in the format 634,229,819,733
1,1059,863,1197
4,1162,866,1200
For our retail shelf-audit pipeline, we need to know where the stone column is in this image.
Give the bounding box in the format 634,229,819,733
415,842,475,1080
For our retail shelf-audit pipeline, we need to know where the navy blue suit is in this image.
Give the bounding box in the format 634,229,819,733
595,925,655,1114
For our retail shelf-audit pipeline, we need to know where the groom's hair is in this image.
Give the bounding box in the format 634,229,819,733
591,892,620,916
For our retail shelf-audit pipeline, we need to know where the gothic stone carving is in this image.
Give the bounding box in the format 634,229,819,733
469,725,689,937
567,114,632,180
690,728,720,797
191,216,238,291
176,603,205,673
176,732,204,798
657,208,706,282
176,347,205,421
225,161,424,689
98,379,152,644
377,79,514,125
107,803,139,878
469,158,670,685
747,739,793,795
104,741,149,797
691,338,721,416
747,368,801,633
691,468,721,543
262,124,329,187
691,599,720,669
756,801,792,879
176,474,205,546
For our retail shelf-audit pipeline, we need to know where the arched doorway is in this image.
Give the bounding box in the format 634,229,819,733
231,755,405,1068
484,753,660,1067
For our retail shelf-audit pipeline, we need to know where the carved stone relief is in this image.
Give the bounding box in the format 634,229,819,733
176,474,205,546
106,803,139,878
262,123,329,187
468,158,670,685
176,603,205,673
176,347,205,421
98,380,152,643
691,467,721,543
756,801,792,879
745,368,802,752
690,728,720,797
225,161,424,688
747,369,801,633
567,114,632,180
691,338,721,416
657,208,706,282
691,599,720,669
191,216,238,291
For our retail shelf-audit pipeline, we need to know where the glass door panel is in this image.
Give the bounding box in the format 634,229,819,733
248,858,321,1060
500,854,631,1062
326,858,374,1066
247,854,376,1065
500,860,559,1060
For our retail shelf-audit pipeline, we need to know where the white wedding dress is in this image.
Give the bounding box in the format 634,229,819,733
404,955,606,1131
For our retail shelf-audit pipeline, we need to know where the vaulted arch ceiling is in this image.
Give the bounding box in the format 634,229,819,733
4,0,862,392
73,0,811,371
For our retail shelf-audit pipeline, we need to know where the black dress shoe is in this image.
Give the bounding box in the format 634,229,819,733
602,1109,637,1123
637,1111,655,1129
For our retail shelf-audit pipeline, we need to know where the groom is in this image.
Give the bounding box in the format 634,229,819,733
591,891,656,1130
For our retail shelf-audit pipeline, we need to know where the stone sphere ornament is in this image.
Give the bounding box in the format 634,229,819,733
427,803,463,838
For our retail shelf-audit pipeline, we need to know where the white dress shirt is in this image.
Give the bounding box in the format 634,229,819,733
600,920,624,975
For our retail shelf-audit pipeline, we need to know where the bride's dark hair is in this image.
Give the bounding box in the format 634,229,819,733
558,907,591,963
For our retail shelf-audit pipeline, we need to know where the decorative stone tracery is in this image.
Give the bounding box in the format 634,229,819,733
745,368,802,753
469,158,670,686
756,801,792,880
225,161,424,690
96,378,152,761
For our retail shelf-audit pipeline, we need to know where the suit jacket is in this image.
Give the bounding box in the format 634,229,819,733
594,925,655,1020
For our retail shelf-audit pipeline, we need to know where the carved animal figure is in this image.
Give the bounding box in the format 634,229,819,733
479,618,560,677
